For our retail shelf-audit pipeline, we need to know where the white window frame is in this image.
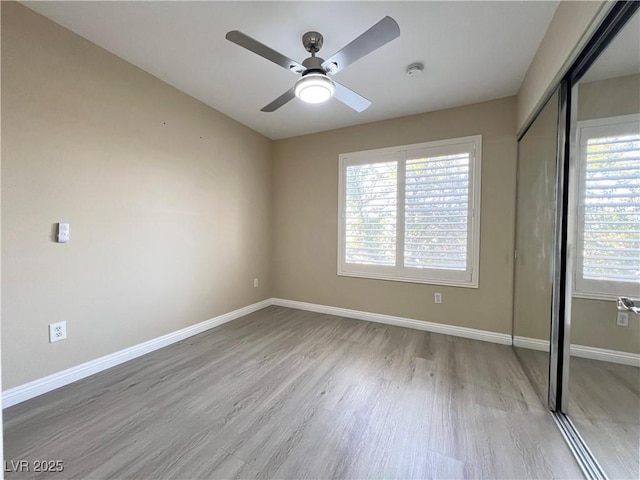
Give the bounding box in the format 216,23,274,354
337,135,481,288
573,114,640,300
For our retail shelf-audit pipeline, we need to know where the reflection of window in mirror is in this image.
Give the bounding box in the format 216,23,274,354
574,114,640,299
572,11,640,302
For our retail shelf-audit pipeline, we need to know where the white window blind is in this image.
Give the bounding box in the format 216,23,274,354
575,115,640,299
345,161,397,266
338,136,481,288
404,153,470,271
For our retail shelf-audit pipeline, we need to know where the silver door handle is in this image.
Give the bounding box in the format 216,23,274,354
617,297,640,314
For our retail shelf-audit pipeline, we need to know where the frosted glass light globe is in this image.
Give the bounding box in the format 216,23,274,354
294,74,335,104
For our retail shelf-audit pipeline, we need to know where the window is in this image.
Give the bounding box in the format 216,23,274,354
338,136,481,287
574,114,640,299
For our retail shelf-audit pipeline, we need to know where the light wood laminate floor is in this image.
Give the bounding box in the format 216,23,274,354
514,347,639,479
5,306,583,479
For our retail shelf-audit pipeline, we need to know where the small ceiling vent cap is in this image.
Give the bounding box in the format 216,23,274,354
406,63,424,77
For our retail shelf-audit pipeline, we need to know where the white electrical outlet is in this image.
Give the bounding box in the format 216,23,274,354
616,312,629,327
434,293,442,304
253,278,259,288
49,321,67,343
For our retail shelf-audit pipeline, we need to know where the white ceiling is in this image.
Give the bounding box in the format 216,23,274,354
23,1,559,140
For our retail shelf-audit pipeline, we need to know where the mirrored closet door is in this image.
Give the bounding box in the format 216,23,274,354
513,89,560,403
566,9,640,479
514,3,639,478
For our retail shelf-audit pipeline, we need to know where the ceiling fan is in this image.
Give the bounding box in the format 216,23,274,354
225,16,400,113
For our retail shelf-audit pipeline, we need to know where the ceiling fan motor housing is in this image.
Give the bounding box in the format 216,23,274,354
301,56,325,73
302,31,323,53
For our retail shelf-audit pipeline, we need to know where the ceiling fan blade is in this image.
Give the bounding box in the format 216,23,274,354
261,88,296,112
226,31,305,74
333,82,371,112
322,16,400,75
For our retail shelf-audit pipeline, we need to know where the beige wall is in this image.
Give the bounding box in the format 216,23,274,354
577,74,640,122
517,0,608,133
571,74,640,354
272,97,517,335
1,3,272,389
572,299,639,354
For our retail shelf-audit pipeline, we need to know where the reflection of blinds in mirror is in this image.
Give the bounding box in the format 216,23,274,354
582,133,640,283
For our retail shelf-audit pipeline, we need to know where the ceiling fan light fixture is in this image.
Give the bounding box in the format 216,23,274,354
294,73,335,104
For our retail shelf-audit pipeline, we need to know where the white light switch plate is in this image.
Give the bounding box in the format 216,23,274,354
57,223,70,243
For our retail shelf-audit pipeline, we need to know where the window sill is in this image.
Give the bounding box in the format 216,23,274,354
337,270,479,289
572,291,621,302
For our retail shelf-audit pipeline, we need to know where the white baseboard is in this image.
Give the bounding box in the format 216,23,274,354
9,297,635,409
271,298,512,346
513,336,550,352
2,299,272,408
514,336,639,367
571,344,640,367
3,297,511,408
